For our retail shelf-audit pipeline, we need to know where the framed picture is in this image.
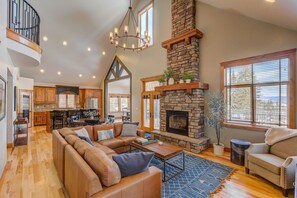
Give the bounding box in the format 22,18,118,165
0,76,6,121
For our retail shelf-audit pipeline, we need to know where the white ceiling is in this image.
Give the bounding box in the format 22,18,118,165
20,0,130,87
198,0,297,32
19,0,297,87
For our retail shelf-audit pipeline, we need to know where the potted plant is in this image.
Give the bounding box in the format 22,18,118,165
183,72,193,83
157,75,166,86
205,91,226,156
165,68,175,85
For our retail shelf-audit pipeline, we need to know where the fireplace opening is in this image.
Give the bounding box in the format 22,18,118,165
166,110,189,136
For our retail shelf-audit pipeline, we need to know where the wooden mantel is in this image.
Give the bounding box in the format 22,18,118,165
161,29,203,50
155,82,209,95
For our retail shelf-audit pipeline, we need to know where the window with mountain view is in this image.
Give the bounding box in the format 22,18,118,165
221,49,296,130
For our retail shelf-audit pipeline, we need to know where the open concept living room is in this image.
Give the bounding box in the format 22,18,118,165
1,0,297,197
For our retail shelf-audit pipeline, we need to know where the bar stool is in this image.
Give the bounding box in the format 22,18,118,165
53,111,65,129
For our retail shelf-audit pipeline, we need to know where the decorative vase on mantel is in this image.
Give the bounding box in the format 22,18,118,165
168,78,174,85
185,79,191,83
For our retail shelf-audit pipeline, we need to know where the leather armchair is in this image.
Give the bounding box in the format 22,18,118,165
245,141,297,197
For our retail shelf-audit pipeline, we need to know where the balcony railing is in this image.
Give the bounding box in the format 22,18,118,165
8,0,40,45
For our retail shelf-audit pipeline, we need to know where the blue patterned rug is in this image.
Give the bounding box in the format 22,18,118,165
135,150,235,198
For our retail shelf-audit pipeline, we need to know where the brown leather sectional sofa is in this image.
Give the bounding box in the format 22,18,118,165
52,123,162,198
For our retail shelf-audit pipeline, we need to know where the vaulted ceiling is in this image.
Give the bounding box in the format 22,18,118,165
19,0,297,87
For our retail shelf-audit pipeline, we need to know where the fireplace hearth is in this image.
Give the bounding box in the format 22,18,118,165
166,110,189,136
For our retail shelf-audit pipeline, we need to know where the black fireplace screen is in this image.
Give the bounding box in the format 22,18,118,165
166,110,189,136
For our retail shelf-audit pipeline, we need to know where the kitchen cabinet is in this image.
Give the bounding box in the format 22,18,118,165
79,89,102,116
34,112,47,126
34,86,56,104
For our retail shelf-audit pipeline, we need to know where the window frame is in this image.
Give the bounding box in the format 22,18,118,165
221,49,296,132
138,1,154,48
58,92,76,109
108,94,130,113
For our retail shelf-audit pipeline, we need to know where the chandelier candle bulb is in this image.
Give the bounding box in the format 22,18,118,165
132,44,135,49
109,32,113,39
114,28,118,36
115,40,119,46
123,43,126,48
124,25,128,34
136,27,140,35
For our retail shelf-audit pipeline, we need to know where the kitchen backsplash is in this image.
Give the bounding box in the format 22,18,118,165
34,104,57,112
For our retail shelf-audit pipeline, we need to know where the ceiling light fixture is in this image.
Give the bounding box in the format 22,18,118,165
265,0,275,3
87,47,91,52
63,41,67,46
93,76,96,79
109,0,150,51
43,36,48,41
40,69,44,73
57,71,61,75
79,74,83,77
102,51,106,55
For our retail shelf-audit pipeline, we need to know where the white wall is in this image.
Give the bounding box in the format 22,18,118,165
0,0,20,177
114,1,297,147
19,77,34,90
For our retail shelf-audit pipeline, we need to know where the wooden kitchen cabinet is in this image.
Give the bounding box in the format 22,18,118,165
34,86,56,104
79,89,102,116
34,112,47,126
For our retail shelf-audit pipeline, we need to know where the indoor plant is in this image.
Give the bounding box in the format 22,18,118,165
183,72,193,83
157,75,166,86
205,91,226,155
165,68,175,85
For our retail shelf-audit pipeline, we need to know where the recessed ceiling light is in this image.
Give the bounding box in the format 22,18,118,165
92,76,96,79
102,51,106,55
266,0,275,3
63,41,67,46
57,71,61,75
40,69,44,73
87,47,91,52
43,36,48,41
79,74,83,77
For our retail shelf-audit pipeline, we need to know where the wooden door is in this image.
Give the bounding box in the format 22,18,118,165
141,93,160,131
34,87,46,103
79,89,85,108
45,87,56,103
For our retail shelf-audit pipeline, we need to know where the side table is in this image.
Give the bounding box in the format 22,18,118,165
230,139,251,165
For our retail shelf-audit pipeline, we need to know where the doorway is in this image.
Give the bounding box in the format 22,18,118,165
104,57,132,122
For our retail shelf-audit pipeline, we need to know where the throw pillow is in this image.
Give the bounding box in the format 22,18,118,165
74,128,93,145
97,129,114,141
120,124,138,137
84,147,121,187
79,136,94,146
112,152,154,177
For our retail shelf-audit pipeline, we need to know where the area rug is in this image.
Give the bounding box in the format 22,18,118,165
138,150,235,198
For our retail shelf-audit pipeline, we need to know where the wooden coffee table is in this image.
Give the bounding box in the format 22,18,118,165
130,142,185,182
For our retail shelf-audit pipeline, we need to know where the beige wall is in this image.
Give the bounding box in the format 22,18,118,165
114,1,297,147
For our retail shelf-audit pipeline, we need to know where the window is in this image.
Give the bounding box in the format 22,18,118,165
138,2,153,47
109,94,130,113
221,49,296,131
58,93,76,108
145,81,160,92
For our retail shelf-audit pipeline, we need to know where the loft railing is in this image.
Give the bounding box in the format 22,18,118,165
8,0,40,45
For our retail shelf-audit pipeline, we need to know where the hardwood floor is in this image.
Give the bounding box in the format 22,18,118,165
0,126,293,198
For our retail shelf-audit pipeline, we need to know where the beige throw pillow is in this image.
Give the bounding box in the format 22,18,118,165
84,147,121,187
120,124,138,137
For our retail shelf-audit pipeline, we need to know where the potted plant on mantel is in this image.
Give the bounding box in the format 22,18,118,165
165,68,175,85
205,91,226,156
157,75,166,86
183,72,193,83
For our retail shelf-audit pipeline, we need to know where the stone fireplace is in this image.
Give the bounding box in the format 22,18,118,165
166,110,189,136
151,0,209,153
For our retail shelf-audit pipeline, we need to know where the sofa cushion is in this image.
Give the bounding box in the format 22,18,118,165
71,126,94,141
93,124,113,141
99,138,125,149
65,135,80,146
74,127,94,145
84,147,121,187
120,124,138,137
59,128,76,138
248,154,285,175
74,139,93,156
270,136,297,159
114,123,123,137
117,136,137,146
97,129,114,141
112,152,154,177
93,142,116,155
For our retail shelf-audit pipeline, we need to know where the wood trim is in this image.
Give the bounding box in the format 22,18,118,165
6,28,42,54
224,122,269,132
288,52,296,128
161,29,203,50
141,75,162,82
155,82,209,95
7,143,13,148
221,48,296,68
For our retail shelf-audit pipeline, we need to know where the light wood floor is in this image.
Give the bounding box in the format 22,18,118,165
0,126,293,198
